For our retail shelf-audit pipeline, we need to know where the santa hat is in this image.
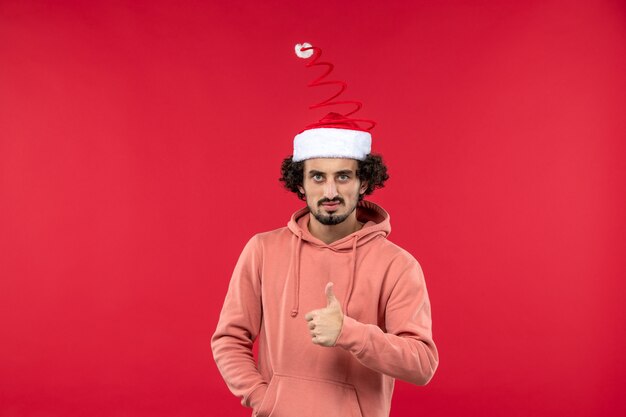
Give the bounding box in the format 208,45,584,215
292,42,376,162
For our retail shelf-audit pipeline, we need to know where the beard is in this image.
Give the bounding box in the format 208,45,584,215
309,197,358,226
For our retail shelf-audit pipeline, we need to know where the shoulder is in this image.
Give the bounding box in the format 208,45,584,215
376,238,422,269
254,226,292,243
244,226,293,252
234,227,291,269
373,239,425,288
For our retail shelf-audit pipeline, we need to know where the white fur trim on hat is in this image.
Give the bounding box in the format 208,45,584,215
293,127,371,162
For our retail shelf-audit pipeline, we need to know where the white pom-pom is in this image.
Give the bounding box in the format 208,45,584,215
295,42,313,59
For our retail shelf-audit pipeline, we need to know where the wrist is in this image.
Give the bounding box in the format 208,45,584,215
333,315,367,354
248,383,268,411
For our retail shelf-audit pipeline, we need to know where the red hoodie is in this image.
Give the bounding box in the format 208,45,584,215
211,200,438,417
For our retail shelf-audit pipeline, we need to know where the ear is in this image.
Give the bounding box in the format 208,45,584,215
359,181,368,195
298,185,305,195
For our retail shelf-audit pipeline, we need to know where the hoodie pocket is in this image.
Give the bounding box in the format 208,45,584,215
255,373,363,417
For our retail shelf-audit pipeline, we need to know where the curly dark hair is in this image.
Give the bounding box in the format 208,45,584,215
279,154,389,201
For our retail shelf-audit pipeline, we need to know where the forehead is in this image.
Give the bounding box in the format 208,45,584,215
303,158,358,173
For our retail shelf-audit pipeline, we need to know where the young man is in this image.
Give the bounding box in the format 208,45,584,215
211,44,438,417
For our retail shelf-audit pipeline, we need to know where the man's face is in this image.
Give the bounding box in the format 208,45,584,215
298,158,368,226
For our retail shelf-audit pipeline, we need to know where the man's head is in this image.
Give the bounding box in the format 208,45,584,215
287,43,385,226
280,154,389,224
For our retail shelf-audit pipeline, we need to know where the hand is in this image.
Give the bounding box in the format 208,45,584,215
304,282,344,347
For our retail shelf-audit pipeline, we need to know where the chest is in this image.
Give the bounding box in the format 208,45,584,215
260,242,391,326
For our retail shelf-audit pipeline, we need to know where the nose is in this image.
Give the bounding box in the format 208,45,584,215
323,180,338,200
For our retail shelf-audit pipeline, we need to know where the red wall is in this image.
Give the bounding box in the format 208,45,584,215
1,1,625,416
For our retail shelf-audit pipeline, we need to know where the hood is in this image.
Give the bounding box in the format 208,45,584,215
286,200,391,317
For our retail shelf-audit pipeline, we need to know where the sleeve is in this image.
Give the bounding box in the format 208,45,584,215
211,234,268,411
333,255,439,385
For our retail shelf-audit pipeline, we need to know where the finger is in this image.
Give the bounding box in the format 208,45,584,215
308,321,315,330
305,309,323,321
314,336,326,345
325,282,340,308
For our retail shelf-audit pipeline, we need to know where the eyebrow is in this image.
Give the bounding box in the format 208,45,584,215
307,169,355,176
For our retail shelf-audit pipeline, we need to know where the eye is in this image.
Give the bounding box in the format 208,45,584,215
312,174,324,182
338,174,350,181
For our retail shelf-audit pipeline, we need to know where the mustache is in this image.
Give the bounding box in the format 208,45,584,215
318,197,344,206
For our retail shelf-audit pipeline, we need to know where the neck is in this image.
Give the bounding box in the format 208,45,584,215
307,210,363,244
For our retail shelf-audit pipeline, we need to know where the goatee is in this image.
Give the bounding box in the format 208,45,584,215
312,211,352,226
310,197,358,225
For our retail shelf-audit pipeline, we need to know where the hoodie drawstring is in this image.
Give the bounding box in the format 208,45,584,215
290,230,303,317
343,235,358,316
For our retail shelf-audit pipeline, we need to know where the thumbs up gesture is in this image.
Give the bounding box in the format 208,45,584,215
304,282,344,347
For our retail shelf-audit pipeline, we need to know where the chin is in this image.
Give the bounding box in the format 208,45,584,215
316,212,350,226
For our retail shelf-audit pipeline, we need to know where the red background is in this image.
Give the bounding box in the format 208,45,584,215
1,1,625,416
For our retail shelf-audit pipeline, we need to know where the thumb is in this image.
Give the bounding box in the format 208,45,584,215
325,282,340,308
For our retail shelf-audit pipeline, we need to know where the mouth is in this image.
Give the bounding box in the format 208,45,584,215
321,201,341,211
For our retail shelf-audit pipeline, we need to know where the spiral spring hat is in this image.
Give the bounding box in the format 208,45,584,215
292,42,377,162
